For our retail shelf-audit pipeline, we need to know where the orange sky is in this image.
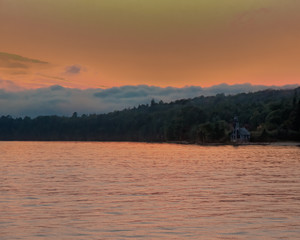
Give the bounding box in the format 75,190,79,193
0,0,300,90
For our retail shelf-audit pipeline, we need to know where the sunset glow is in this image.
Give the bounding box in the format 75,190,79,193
1,2,300,239
1,0,300,90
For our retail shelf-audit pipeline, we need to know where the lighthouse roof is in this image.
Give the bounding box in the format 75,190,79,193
240,127,250,136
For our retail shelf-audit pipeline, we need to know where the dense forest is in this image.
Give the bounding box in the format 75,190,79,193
0,87,300,143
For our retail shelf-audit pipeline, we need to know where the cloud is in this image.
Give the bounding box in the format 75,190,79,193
9,70,29,75
36,73,66,81
0,78,25,92
0,83,298,117
0,52,49,77
0,52,48,65
1,62,29,69
65,65,81,74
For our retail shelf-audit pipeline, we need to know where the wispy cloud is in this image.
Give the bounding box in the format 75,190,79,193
0,52,49,78
36,73,66,81
0,52,48,66
0,83,298,117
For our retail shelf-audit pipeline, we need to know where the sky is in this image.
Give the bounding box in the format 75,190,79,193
0,0,300,91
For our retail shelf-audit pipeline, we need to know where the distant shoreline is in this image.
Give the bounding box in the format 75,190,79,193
1,87,299,144
1,140,300,147
166,141,300,147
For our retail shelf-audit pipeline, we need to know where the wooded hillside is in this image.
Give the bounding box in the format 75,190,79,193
1,87,299,143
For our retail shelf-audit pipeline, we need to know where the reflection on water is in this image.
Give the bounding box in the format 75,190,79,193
0,142,300,239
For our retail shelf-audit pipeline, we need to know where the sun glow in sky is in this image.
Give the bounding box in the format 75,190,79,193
0,0,300,90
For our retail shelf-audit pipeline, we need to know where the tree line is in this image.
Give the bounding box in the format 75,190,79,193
0,87,299,143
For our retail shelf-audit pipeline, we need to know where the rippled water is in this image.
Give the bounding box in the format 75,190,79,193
0,142,300,239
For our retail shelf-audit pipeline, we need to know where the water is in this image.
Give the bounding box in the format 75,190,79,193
0,142,300,239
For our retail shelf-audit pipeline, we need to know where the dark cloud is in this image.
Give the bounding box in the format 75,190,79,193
0,83,298,117
65,65,81,74
50,85,65,91
0,52,48,64
0,52,49,76
94,86,150,99
37,73,66,81
94,83,300,103
0,89,13,99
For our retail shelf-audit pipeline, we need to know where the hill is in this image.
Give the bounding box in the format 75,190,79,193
0,87,300,143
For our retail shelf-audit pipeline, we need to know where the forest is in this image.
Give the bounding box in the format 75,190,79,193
0,87,300,143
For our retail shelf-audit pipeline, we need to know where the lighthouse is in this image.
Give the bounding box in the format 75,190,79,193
231,116,250,142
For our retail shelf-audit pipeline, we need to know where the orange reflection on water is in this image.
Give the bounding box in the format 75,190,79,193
0,142,300,239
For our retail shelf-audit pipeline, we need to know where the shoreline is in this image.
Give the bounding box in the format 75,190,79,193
1,139,300,147
167,141,300,147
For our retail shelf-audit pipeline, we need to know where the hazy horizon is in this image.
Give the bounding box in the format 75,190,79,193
0,82,298,117
1,1,299,117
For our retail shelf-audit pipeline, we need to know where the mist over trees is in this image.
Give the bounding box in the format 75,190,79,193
0,87,299,143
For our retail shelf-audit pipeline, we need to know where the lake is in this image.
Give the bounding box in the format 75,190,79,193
0,142,300,239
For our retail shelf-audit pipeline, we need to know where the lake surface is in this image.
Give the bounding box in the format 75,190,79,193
0,142,300,239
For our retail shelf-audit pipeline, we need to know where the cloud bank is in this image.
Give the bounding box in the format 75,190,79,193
0,79,25,92
0,83,298,117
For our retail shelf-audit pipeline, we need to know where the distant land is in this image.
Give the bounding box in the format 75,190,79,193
0,87,299,143
0,83,299,117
